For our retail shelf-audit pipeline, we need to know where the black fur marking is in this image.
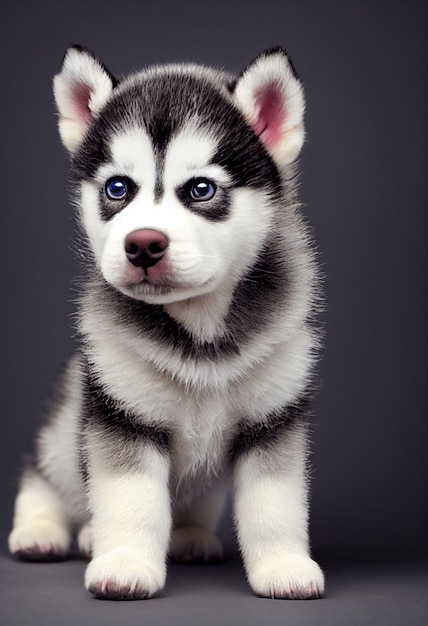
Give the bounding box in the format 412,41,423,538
151,128,170,202
154,167,164,202
147,104,179,202
226,79,237,93
229,397,310,462
211,137,281,195
82,372,171,455
99,176,139,221
94,283,240,359
78,437,89,484
72,126,111,181
176,182,231,222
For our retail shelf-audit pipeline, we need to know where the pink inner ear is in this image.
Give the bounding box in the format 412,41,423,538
72,83,93,125
253,83,286,149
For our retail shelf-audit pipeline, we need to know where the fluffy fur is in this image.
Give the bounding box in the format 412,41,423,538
9,45,324,600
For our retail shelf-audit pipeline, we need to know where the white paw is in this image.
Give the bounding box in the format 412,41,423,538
246,553,324,599
85,547,166,600
8,519,70,561
77,522,93,559
169,527,224,562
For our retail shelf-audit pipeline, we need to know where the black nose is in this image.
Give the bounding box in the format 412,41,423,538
124,229,169,269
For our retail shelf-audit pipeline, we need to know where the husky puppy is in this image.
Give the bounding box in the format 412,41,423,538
9,45,324,600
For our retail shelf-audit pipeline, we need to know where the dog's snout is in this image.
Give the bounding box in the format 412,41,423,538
125,229,169,269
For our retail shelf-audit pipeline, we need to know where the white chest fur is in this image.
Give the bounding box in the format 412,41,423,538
80,292,314,493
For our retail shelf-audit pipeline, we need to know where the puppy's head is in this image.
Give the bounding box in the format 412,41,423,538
54,46,305,305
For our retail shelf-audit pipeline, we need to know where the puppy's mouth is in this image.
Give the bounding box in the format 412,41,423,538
122,267,189,298
120,274,218,304
115,257,219,303
128,280,175,297
123,260,176,291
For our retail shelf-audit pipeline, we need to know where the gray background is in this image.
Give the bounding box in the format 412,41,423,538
0,0,427,624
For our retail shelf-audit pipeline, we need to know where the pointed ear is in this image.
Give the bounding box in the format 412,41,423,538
53,45,118,154
233,47,305,168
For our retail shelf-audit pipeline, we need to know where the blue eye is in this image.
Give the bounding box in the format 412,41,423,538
189,178,216,201
106,178,128,200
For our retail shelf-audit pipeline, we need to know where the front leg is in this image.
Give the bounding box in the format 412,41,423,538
82,384,171,600
232,406,324,599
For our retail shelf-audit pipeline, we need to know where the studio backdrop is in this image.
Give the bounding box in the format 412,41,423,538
1,0,426,561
